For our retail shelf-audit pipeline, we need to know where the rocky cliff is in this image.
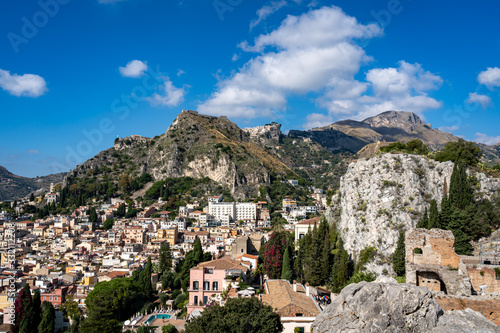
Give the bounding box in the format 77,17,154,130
325,153,500,276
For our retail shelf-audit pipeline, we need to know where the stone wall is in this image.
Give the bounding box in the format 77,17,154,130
437,297,500,325
406,228,471,296
406,228,460,269
467,266,500,294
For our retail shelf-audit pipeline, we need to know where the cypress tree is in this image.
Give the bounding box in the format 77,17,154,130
30,193,35,201
159,242,172,275
38,301,55,333
449,163,475,210
320,230,332,285
448,210,473,255
416,207,428,229
392,230,406,276
332,238,349,293
306,223,323,286
428,199,441,229
281,247,293,282
440,195,452,230
89,207,97,223
142,256,154,300
32,290,42,330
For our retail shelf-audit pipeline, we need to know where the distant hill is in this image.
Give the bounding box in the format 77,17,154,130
0,166,65,201
290,111,459,152
68,110,295,199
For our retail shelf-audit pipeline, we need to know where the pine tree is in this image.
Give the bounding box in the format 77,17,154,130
428,199,441,229
392,230,406,276
416,207,429,229
281,247,293,282
30,193,35,201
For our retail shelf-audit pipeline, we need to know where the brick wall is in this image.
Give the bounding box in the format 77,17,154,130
467,267,500,294
437,297,500,325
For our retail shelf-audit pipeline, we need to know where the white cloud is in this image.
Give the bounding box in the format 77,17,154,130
466,92,491,109
250,0,287,30
317,61,443,121
241,6,381,52
177,69,185,77
146,78,185,107
27,149,39,154
474,132,500,146
303,113,334,129
0,69,48,97
366,61,442,97
119,60,147,78
199,6,442,122
438,125,459,132
199,6,382,118
477,67,500,87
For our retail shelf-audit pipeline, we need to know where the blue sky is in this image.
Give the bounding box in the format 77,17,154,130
1,0,500,177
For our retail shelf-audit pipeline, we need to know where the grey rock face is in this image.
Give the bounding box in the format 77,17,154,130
429,309,500,333
325,153,500,276
312,281,499,333
312,281,442,333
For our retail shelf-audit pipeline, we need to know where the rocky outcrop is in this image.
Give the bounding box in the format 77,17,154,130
312,279,443,333
68,110,292,199
312,280,499,333
244,123,282,146
325,153,500,276
430,308,500,333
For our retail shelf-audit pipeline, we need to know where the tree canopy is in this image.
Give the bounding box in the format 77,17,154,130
184,297,283,333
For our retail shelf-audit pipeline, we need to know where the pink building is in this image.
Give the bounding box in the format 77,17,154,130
187,258,249,316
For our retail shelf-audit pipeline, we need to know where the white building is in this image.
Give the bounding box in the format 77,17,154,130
235,202,257,221
209,202,257,222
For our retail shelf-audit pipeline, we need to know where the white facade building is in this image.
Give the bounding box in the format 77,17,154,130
208,202,257,222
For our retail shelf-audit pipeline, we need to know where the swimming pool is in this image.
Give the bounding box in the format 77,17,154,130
144,314,172,325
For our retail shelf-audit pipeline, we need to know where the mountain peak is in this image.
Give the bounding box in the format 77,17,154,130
362,111,426,128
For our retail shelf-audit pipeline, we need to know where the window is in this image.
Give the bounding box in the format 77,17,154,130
193,281,199,291
203,296,208,305
193,295,198,306
299,233,305,239
206,268,213,274
295,327,305,333
204,281,210,291
212,281,218,291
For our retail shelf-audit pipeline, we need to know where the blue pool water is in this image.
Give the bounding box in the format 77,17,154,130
145,314,172,324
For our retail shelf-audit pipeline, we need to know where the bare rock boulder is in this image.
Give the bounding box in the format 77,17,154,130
312,281,499,333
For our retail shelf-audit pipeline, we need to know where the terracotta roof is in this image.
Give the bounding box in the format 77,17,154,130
260,280,320,317
296,217,321,225
193,258,247,271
